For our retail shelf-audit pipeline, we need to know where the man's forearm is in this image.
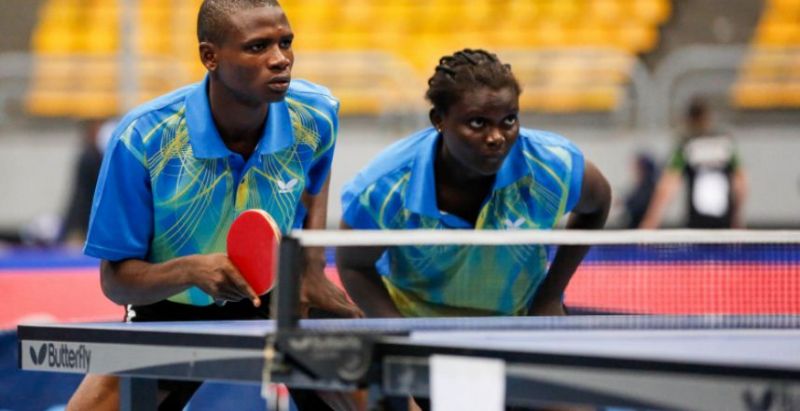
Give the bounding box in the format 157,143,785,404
100,258,195,305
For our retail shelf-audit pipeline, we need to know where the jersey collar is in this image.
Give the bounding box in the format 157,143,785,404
405,128,529,219
185,75,294,159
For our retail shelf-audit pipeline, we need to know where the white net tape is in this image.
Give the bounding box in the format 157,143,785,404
293,229,800,247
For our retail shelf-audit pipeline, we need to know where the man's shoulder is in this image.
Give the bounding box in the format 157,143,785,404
116,83,196,134
286,79,339,112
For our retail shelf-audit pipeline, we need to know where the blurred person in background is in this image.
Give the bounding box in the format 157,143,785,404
60,118,114,246
619,152,658,228
639,98,747,229
337,49,611,321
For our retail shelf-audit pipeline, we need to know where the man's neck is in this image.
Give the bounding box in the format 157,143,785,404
208,81,270,159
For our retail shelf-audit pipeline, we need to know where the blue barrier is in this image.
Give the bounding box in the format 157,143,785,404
0,331,81,411
2,330,275,410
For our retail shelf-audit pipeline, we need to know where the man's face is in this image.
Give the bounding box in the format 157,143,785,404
435,86,520,178
212,6,294,106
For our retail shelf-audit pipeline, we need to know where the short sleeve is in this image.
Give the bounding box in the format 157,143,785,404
667,145,686,171
341,180,381,230
730,145,741,170
565,146,585,213
305,99,339,195
84,124,154,261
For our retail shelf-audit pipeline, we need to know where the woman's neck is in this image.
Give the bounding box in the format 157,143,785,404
434,144,495,225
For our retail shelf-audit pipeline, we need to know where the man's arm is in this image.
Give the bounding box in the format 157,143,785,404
731,168,747,228
529,160,611,316
100,254,260,306
336,222,401,318
638,169,682,229
299,175,364,318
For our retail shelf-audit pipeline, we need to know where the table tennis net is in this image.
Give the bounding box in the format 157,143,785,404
562,241,799,316
302,230,800,320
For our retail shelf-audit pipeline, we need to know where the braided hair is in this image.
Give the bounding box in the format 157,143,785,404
425,49,521,115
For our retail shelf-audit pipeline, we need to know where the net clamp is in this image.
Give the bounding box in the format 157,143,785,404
275,331,375,385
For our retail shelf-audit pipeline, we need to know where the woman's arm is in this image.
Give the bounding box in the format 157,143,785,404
336,221,402,318
529,160,612,316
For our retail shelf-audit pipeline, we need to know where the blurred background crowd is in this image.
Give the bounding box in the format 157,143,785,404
0,0,799,250
2,1,800,409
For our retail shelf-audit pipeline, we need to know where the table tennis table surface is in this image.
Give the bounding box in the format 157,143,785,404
18,315,800,410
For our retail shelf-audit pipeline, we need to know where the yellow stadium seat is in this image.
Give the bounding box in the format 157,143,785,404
613,23,658,53
537,21,568,47
338,0,374,30
581,85,622,111
26,90,76,117
542,0,581,22
76,58,118,92
503,0,541,27
770,0,800,14
38,0,80,25
135,24,173,55
372,3,412,33
29,57,75,91
734,0,800,111
27,0,660,116
291,51,424,115
491,26,541,49
457,1,494,31
561,21,607,48
73,90,121,118
525,87,577,113
80,26,119,54
589,0,623,24
284,2,335,31
630,0,672,24
32,27,78,54
741,50,789,80
756,21,799,46
731,81,781,108
783,81,800,106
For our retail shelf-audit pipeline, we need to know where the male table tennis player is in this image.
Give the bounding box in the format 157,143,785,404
67,1,362,410
338,49,612,319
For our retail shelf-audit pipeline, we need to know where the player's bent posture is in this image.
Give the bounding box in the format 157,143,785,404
67,1,361,410
337,49,611,318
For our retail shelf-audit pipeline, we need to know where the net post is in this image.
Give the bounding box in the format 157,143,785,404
274,235,301,331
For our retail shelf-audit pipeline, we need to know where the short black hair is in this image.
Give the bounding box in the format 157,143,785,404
197,0,280,44
425,49,521,115
687,97,709,121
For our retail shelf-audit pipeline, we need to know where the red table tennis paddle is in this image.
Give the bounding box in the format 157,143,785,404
227,209,281,296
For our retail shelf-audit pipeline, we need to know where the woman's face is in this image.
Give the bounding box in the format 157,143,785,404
434,86,520,178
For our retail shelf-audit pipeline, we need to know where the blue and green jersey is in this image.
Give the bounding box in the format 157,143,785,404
341,128,584,316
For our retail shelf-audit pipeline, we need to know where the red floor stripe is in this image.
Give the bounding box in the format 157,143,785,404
564,263,800,314
2,268,121,329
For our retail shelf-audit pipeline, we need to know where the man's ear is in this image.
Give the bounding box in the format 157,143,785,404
199,42,218,71
429,109,443,133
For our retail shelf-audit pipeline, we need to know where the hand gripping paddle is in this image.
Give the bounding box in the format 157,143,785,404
227,209,281,296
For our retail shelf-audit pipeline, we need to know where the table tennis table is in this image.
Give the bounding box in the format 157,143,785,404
17,315,800,410
17,235,800,410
